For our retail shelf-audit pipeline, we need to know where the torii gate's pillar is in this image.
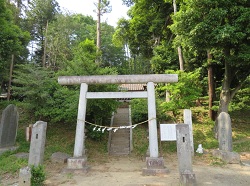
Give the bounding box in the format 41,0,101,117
147,82,158,158
67,83,89,172
143,82,169,175
74,83,88,157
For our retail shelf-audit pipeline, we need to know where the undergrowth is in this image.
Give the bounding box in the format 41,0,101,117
0,103,249,177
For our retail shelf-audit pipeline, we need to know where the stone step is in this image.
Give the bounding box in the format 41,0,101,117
111,130,130,134
110,142,129,147
110,147,130,153
111,143,129,147
109,107,131,156
111,135,130,139
113,120,130,124
109,152,130,156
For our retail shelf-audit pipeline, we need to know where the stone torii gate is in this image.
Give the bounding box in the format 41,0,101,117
58,74,178,173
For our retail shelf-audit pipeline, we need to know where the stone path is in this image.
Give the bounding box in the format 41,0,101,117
109,107,131,155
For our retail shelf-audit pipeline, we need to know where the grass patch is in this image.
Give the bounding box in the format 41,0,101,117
133,125,148,157
0,151,28,174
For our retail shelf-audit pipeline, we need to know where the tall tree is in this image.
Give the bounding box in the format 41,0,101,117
0,0,30,94
94,0,112,64
172,0,184,71
170,0,250,115
25,0,60,65
116,0,174,73
45,13,96,70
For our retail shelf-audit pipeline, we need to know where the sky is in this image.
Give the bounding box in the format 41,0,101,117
56,0,130,27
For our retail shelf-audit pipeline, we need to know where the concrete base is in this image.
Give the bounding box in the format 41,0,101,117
0,146,18,155
180,172,196,186
64,156,89,173
142,157,170,176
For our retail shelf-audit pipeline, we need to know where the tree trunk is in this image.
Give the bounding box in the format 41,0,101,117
177,46,184,71
7,55,14,101
173,0,184,71
218,49,232,114
96,0,101,64
207,51,216,120
42,20,48,67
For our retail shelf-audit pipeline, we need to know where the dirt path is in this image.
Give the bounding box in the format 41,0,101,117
43,155,250,186
1,153,249,186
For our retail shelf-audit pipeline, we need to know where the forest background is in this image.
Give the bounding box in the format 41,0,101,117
0,0,249,153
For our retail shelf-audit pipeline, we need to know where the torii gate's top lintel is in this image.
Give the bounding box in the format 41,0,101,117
58,74,178,85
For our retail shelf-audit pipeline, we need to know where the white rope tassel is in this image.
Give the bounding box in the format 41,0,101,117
132,124,138,129
102,127,106,133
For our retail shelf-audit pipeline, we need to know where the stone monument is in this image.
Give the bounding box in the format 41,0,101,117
28,121,47,166
217,112,233,151
0,104,19,154
176,124,196,185
212,112,240,164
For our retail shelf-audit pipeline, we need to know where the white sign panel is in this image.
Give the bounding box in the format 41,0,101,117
160,124,177,141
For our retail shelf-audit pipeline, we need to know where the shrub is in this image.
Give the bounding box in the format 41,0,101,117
159,69,202,115
31,165,46,186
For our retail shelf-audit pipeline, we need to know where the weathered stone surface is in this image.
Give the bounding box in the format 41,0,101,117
180,170,197,186
184,109,194,156
19,166,31,186
67,156,88,169
0,146,18,155
217,112,233,152
176,124,193,173
212,149,240,164
142,157,169,176
28,121,47,166
146,157,165,169
15,152,29,159
176,124,196,185
51,152,70,163
0,104,19,148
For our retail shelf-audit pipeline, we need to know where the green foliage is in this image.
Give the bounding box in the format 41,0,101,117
26,0,60,64
12,39,119,125
13,64,58,119
46,13,96,69
150,43,179,73
31,165,46,186
233,141,250,152
131,98,168,124
131,99,148,123
133,125,148,156
0,0,30,83
159,70,203,114
229,76,250,111
170,0,250,113
126,0,173,58
0,151,27,174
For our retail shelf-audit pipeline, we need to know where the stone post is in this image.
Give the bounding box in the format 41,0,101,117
217,112,233,152
142,82,169,176
184,109,194,156
211,112,239,163
67,83,89,172
74,83,88,157
147,82,158,158
28,121,47,166
19,166,31,186
176,124,196,185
